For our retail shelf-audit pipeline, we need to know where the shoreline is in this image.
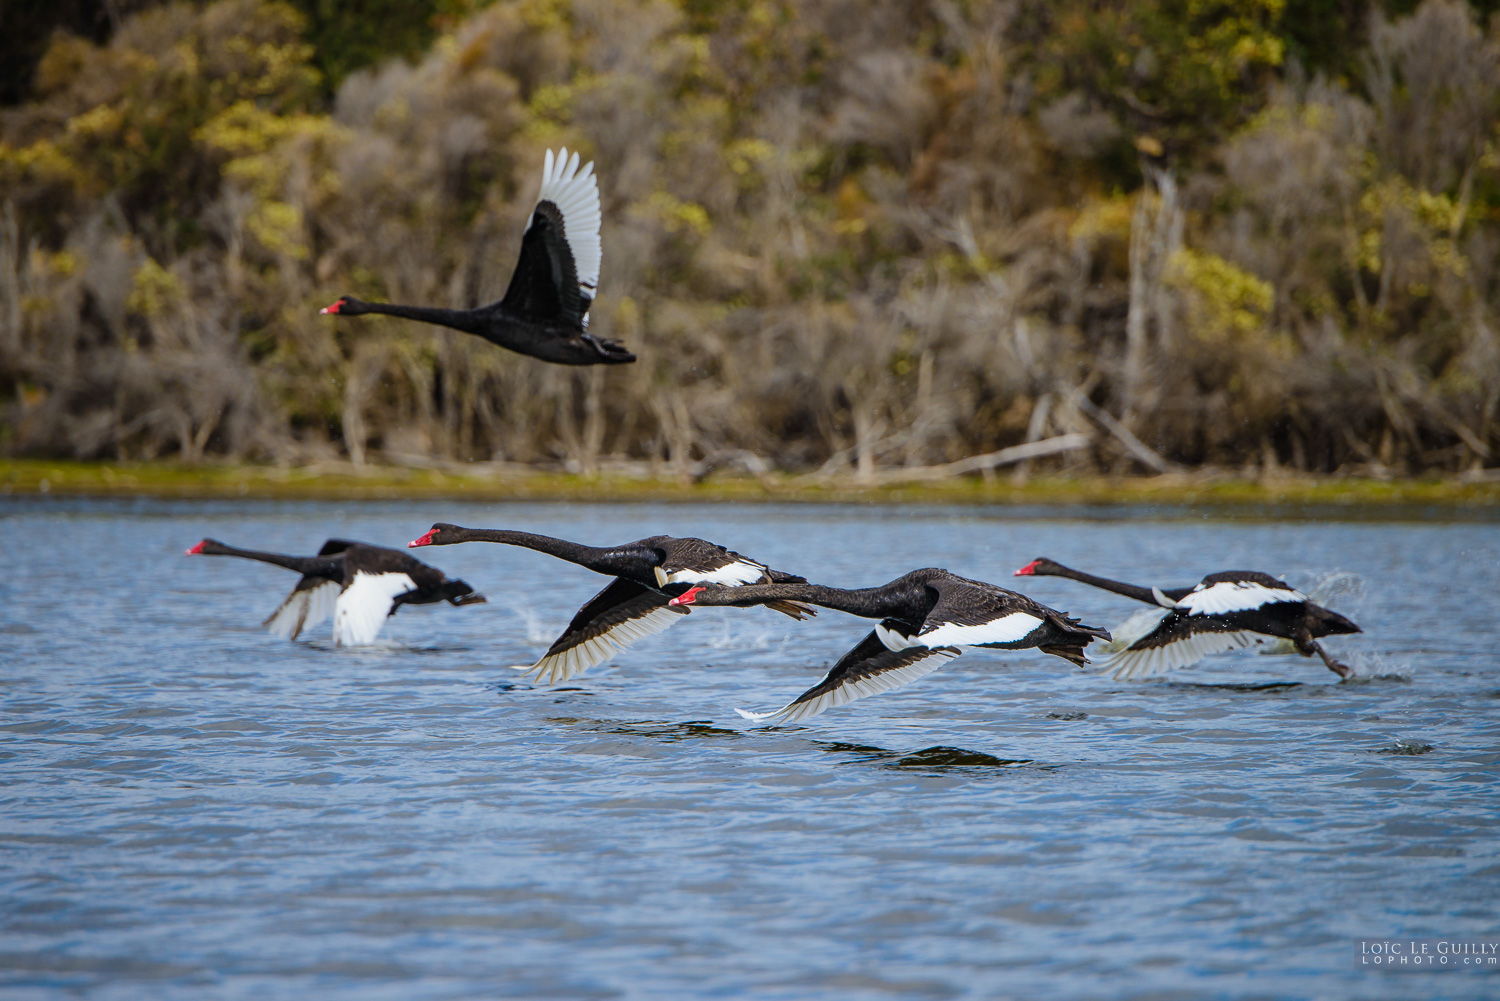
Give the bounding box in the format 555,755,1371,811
2,459,1497,516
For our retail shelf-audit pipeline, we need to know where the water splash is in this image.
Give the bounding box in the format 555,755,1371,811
1254,570,1389,678
1304,569,1367,609
1259,570,1366,656
704,618,777,652
511,604,562,646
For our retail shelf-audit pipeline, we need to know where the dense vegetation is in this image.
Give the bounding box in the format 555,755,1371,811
2,0,1497,479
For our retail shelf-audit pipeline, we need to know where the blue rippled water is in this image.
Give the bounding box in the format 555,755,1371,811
2,498,1497,999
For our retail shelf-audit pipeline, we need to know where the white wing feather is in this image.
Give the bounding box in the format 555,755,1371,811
874,621,919,651
333,572,416,647
513,605,685,685
535,147,602,294
263,579,340,641
1179,581,1303,616
1106,630,1262,680
656,560,767,587
918,612,1043,649
734,648,961,724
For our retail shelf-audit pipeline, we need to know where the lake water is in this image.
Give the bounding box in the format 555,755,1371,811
3,498,1497,999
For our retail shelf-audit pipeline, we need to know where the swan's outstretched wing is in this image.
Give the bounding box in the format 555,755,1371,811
333,572,417,646
498,148,601,328
263,577,340,640
1105,612,1262,680
735,630,961,723
535,148,601,299
1096,607,1171,654
517,577,687,685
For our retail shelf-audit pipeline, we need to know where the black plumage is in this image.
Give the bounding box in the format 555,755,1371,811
320,149,633,366
1013,558,1361,679
669,568,1109,721
186,538,484,646
408,524,814,683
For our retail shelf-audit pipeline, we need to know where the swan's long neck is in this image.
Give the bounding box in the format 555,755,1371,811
692,582,909,620
361,301,484,335
197,541,332,576
447,529,634,575
1038,562,1163,606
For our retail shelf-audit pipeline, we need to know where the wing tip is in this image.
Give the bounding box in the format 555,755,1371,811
734,706,784,721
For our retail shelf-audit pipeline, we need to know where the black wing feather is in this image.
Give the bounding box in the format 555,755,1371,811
537,577,686,662
1133,611,1246,650
561,578,667,639
498,202,586,326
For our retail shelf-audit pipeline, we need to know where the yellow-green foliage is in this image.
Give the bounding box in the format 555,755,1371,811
0,0,321,243
1357,178,1469,291
647,192,712,236
1068,196,1134,245
127,258,184,318
1023,0,1288,159
197,101,348,258
1169,249,1275,339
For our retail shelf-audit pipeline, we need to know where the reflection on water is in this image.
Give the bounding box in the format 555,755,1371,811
1374,739,1436,756
1165,680,1307,693
819,741,1037,773
549,717,746,743
1,498,1497,1000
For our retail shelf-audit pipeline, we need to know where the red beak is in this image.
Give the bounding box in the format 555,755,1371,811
319,299,342,315
668,586,705,607
1013,559,1040,577
408,528,439,548
185,541,206,555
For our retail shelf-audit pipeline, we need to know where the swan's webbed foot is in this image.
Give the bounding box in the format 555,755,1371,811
583,333,636,364
1312,641,1353,680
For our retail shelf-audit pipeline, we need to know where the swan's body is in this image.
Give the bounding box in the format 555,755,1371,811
409,524,813,683
186,539,484,646
1013,557,1360,679
669,568,1109,722
321,149,633,365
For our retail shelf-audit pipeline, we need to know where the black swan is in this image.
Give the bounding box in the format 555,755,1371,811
408,524,814,683
320,148,634,366
666,568,1110,722
186,539,485,646
1013,557,1361,679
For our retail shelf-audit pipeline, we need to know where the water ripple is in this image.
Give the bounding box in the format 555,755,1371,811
1,499,1496,999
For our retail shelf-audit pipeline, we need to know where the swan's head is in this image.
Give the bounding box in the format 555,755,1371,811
1013,557,1064,577
667,585,705,607
409,523,465,548
319,295,369,316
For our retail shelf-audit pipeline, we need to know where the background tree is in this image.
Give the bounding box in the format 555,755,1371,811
1,0,1497,477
